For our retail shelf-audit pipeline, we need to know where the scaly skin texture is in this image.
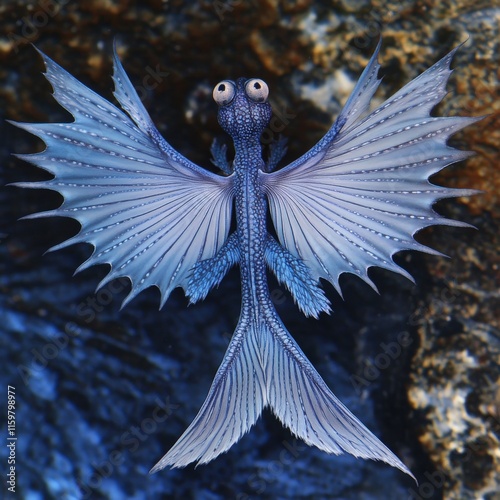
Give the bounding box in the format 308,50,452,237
150,76,415,475
229,88,272,332
14,43,477,478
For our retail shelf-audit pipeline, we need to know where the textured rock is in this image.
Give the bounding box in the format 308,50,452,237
406,208,500,499
0,1,497,499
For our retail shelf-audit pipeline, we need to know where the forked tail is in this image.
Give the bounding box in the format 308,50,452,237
150,312,414,479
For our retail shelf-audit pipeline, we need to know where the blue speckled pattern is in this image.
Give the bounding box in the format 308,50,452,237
12,40,480,479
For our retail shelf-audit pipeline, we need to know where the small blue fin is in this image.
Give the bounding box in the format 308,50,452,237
265,235,330,317
265,135,288,172
210,137,232,174
186,233,240,303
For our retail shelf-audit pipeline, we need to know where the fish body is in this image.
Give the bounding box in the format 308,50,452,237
12,40,480,478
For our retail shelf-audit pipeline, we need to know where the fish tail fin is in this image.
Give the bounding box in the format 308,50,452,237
151,310,414,480
265,313,415,479
150,316,267,471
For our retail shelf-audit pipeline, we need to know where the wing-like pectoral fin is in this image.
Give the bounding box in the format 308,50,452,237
265,235,330,318
186,233,240,303
12,47,235,308
262,43,482,295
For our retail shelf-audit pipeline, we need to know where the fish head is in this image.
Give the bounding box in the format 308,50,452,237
213,77,272,142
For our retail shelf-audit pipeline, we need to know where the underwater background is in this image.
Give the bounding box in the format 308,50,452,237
0,0,498,498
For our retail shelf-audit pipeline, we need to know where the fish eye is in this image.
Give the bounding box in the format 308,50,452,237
213,80,236,106
245,79,269,103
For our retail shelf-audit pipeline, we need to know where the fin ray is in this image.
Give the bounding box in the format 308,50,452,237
150,316,267,471
151,310,414,479
261,44,479,293
266,313,413,478
13,47,234,306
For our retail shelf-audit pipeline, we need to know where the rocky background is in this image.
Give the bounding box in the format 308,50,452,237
0,0,498,499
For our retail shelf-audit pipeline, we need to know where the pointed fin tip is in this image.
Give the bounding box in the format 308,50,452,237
6,118,21,128
416,216,477,232
111,38,125,70
373,36,382,57
9,180,56,191
365,262,416,288
158,293,169,311
447,38,469,61
44,236,82,257
95,271,117,291
363,274,381,294
149,459,176,474
93,273,134,310
18,209,61,221
429,187,483,205
8,120,45,136
118,282,145,310
452,188,484,199
48,236,86,255
120,289,139,310
390,260,418,284
31,44,56,77
31,43,44,57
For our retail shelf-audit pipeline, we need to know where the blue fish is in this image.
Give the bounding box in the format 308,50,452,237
12,40,480,478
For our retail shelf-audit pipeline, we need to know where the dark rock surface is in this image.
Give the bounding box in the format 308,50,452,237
0,1,497,499
406,208,500,499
